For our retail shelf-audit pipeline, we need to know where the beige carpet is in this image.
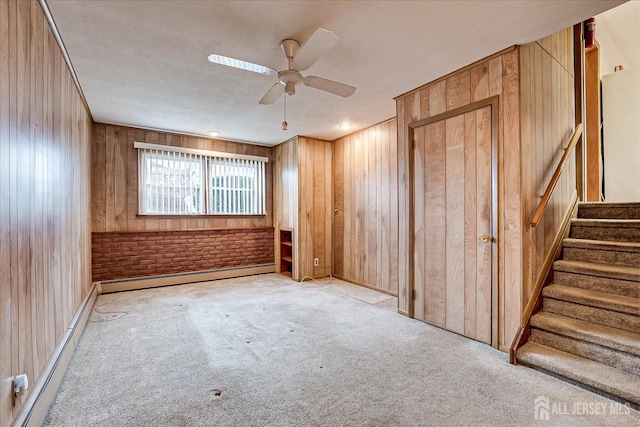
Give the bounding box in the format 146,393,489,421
45,274,640,426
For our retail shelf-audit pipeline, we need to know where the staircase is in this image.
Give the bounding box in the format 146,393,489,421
517,202,640,407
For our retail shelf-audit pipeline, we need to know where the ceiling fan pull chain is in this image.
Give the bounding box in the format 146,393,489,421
282,94,288,131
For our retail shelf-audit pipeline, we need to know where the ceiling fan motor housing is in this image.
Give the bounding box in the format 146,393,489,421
279,39,303,96
278,70,303,95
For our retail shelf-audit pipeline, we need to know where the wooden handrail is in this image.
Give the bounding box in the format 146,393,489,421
530,123,583,228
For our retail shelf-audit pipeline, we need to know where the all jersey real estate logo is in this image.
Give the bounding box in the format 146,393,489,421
534,395,631,421
535,396,550,420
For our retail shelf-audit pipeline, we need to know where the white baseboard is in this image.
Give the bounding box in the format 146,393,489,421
14,283,98,427
99,264,276,294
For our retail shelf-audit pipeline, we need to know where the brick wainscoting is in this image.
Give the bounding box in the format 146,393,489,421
92,228,275,281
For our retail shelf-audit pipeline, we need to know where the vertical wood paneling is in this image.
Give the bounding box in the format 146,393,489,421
362,129,371,284
91,123,274,232
297,137,332,279
274,136,331,281
380,121,391,290
423,121,447,326
354,131,364,282
470,64,489,102
343,135,352,279
366,129,377,285
396,46,521,350
0,0,12,421
331,119,399,295
475,107,493,344
397,98,408,311
446,71,471,111
413,126,425,320
332,138,344,276
388,118,399,291
502,48,522,347
445,115,466,334
1,1,92,423
17,0,34,402
463,112,478,338
520,28,576,317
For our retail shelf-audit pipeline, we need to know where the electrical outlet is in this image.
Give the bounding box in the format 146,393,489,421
13,374,28,398
314,258,319,266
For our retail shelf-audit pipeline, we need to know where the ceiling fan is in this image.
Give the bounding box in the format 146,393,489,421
207,28,356,105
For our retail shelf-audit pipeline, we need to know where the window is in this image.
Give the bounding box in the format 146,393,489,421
135,142,267,215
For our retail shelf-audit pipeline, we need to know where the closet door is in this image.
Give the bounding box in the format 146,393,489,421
413,105,493,344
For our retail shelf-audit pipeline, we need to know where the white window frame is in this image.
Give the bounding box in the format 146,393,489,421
135,141,268,216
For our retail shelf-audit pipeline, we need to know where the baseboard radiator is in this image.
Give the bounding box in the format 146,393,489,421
14,283,98,427
98,263,276,294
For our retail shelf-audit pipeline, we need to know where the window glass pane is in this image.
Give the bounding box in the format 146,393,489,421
141,151,204,214
209,158,263,215
137,145,266,216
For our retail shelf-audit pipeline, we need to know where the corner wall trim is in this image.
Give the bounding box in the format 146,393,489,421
14,283,98,427
99,264,276,294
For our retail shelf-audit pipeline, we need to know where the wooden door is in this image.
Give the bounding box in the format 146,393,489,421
412,105,493,344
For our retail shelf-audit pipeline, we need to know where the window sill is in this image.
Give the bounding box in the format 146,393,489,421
136,214,267,218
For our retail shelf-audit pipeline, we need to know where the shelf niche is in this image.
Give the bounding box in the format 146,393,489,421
279,229,294,277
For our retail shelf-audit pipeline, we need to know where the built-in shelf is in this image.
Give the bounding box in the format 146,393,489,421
279,229,293,277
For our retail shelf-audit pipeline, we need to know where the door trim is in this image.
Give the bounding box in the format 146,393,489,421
408,95,500,347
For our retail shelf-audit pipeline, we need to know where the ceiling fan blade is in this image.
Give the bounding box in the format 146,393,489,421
303,76,356,98
259,83,285,105
207,53,276,76
291,28,339,71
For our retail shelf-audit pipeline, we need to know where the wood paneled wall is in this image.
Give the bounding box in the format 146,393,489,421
273,136,332,280
298,136,332,279
91,123,274,232
332,119,399,295
274,137,299,278
0,0,92,423
520,28,576,312
396,47,521,350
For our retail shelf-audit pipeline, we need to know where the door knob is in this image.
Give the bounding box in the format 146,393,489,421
478,234,492,243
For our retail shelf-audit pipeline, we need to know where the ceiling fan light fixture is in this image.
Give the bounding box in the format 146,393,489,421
284,82,296,96
207,131,220,137
207,54,276,76
338,123,353,130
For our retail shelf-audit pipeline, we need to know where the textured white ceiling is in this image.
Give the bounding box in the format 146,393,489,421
47,0,624,146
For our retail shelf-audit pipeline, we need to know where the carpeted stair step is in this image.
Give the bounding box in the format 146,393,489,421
543,284,639,316
530,312,640,375
553,260,640,298
517,342,640,407
543,294,640,335
562,238,640,268
569,219,640,242
578,202,640,220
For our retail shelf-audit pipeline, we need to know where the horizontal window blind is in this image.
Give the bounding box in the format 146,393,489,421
136,142,267,216
210,157,266,215
139,148,205,215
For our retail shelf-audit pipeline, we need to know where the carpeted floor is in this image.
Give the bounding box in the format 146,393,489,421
44,274,640,426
